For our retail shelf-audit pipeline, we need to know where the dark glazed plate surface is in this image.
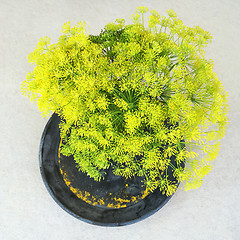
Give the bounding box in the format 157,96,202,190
39,113,179,226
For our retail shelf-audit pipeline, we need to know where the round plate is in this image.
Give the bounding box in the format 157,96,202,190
39,113,179,226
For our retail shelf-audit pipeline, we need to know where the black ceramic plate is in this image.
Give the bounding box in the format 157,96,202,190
39,113,179,226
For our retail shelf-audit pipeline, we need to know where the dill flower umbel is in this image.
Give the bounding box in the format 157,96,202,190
21,7,229,196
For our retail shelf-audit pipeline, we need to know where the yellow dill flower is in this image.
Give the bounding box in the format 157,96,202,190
124,111,141,135
22,7,229,195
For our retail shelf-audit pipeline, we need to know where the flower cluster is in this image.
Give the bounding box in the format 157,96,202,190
21,7,229,195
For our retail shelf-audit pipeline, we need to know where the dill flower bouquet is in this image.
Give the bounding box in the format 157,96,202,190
21,7,228,197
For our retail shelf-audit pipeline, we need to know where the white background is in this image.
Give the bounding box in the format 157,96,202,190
0,0,239,239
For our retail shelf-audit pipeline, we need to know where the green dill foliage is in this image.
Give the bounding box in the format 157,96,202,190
21,7,229,196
